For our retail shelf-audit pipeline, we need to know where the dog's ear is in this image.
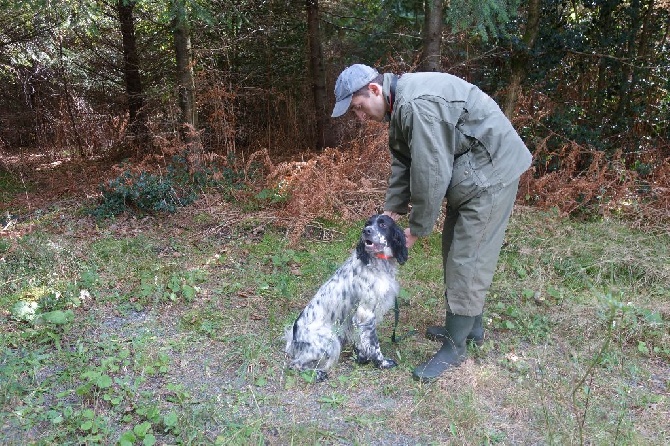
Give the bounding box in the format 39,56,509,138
391,223,408,265
356,239,371,265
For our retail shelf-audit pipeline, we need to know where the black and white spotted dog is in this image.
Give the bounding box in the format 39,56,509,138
285,214,408,381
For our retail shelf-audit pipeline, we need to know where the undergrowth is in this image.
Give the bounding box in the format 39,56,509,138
1,200,668,444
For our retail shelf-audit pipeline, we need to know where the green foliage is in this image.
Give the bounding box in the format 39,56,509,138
490,300,552,343
598,293,670,359
8,289,79,348
445,0,521,41
136,269,205,306
524,0,670,156
91,154,253,219
92,169,196,219
323,0,423,63
0,170,31,203
317,392,348,408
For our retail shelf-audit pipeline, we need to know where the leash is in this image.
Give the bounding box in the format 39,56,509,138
391,293,417,343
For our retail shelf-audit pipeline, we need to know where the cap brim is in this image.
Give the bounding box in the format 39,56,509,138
331,95,352,118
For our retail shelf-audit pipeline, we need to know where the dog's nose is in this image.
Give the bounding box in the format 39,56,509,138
363,227,373,235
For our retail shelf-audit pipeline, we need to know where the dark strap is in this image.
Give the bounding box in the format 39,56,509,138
389,74,398,113
391,293,417,343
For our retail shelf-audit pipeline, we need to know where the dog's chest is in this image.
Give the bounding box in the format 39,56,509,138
355,262,398,298
320,257,398,311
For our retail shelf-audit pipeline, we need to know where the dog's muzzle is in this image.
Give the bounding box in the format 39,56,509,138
363,227,387,253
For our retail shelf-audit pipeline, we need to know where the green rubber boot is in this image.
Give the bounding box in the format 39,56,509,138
413,313,475,383
425,313,484,346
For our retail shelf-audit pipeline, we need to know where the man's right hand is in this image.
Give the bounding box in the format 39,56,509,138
383,211,401,221
404,228,418,249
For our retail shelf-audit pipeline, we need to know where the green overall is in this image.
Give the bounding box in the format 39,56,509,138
382,72,532,316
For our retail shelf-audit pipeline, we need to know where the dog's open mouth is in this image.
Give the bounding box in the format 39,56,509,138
364,238,383,252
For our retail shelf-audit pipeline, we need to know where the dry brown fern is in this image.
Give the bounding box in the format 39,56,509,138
264,123,390,243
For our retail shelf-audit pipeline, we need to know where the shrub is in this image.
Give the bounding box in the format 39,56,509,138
91,160,197,218
92,170,197,219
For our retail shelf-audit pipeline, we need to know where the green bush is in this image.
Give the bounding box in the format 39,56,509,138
92,166,197,219
91,155,254,219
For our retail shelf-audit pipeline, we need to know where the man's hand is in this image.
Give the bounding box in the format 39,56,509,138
382,210,402,221
404,228,418,249
382,211,417,248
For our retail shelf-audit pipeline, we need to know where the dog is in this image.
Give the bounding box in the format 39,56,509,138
284,214,408,381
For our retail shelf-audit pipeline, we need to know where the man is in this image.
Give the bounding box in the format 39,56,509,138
331,64,532,382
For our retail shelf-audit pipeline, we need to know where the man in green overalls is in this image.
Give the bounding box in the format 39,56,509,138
331,64,533,382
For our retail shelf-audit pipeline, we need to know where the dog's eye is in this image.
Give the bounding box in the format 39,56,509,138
379,221,387,228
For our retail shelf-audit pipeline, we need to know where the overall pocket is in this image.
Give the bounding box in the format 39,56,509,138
447,141,495,208
447,151,480,208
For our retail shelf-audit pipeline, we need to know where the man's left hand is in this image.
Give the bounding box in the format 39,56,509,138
404,228,418,249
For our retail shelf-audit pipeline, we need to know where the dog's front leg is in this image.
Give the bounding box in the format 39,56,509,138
353,307,397,369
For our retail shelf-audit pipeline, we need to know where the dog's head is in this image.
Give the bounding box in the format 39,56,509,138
356,214,408,265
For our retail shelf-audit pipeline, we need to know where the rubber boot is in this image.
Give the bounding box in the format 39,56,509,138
425,313,484,347
413,313,475,383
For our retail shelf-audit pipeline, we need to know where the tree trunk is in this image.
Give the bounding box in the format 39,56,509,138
306,0,330,149
57,38,85,157
117,0,150,149
614,0,648,120
172,0,202,164
419,0,444,72
503,0,541,118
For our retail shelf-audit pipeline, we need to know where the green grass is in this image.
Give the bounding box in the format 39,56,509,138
1,201,668,445
0,170,33,204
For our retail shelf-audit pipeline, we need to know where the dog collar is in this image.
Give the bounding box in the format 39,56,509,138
375,253,391,260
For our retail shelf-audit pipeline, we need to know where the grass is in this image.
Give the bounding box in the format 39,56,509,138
0,170,33,206
1,198,669,445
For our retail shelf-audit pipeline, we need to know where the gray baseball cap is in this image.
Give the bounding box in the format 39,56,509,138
331,64,380,118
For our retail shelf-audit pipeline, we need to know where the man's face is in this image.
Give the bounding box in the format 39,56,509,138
349,83,387,122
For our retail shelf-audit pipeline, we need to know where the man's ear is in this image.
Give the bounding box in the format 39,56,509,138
369,83,382,96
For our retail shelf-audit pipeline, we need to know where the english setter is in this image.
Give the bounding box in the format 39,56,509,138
285,214,408,381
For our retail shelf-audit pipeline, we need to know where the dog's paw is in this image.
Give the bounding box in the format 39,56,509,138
298,369,328,383
355,355,371,365
378,358,398,369
353,347,371,365
298,369,328,384
314,370,328,382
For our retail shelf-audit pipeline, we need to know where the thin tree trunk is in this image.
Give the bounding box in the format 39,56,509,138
614,0,654,120
420,0,444,72
503,0,541,118
172,0,202,165
614,0,641,118
306,0,330,149
117,0,150,149
57,37,84,157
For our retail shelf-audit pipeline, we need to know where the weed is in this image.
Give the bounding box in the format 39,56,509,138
215,420,265,445
489,300,552,343
134,268,205,306
317,393,347,409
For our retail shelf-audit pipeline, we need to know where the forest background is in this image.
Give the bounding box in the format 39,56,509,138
1,0,669,444
1,0,668,225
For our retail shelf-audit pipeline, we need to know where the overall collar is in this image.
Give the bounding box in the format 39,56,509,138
382,73,399,122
